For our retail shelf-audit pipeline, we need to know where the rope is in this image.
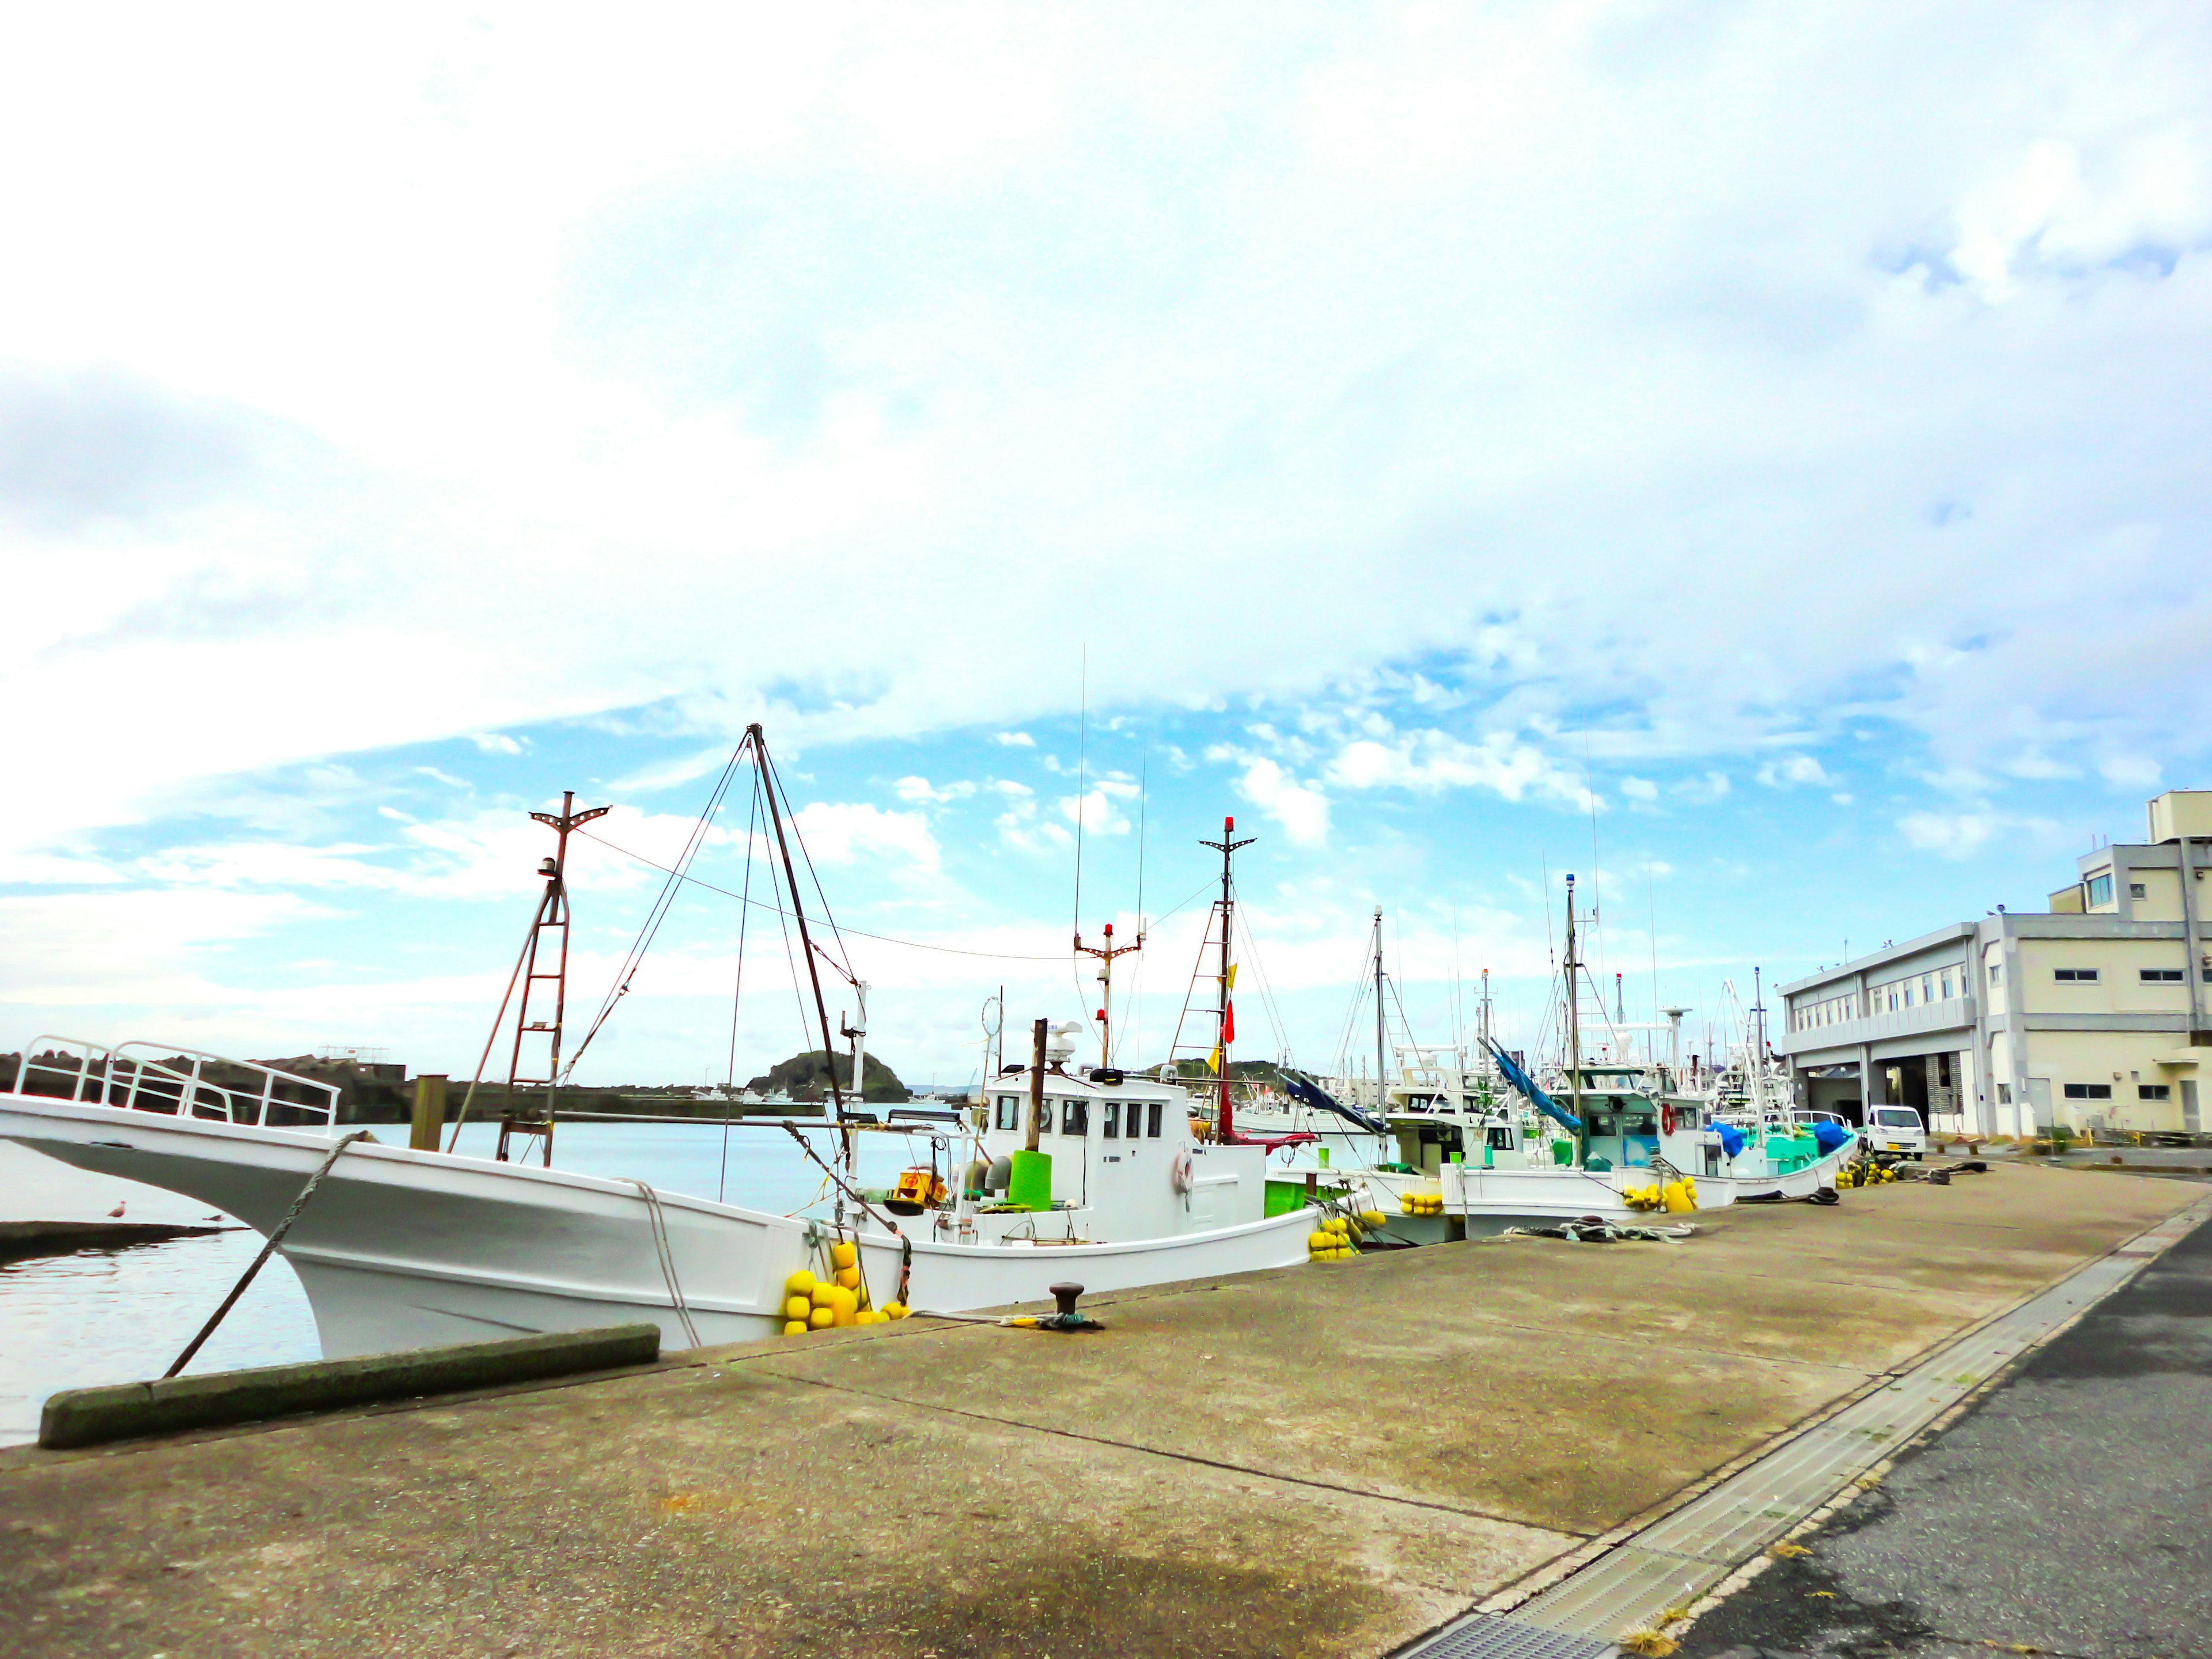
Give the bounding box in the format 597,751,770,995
628,1179,702,1350
165,1131,370,1377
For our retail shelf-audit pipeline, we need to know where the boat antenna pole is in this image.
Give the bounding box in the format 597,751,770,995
1075,921,1144,1068
1199,816,1253,1141
749,724,850,1178
1565,874,1585,1165
1373,906,1387,1116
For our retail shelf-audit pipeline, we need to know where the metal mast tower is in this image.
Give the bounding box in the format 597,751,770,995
495,790,610,1165
1198,816,1254,1141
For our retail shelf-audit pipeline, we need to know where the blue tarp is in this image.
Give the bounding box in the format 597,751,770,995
1281,1070,1390,1136
1812,1119,1851,1154
1484,1040,1582,1133
1716,1123,1747,1159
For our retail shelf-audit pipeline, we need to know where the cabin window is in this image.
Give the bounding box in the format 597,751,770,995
1061,1099,1089,1137
1102,1100,1120,1138
1485,1126,1512,1149
995,1094,1021,1131
1675,1105,1700,1130
1147,1101,1163,1138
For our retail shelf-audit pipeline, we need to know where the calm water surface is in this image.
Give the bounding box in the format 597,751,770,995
0,1119,947,1445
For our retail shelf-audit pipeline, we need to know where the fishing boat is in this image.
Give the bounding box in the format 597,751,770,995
0,737,1340,1359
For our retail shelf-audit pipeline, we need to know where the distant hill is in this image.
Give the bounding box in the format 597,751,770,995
747,1050,909,1104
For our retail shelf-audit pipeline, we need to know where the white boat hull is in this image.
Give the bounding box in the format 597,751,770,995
0,1094,1319,1357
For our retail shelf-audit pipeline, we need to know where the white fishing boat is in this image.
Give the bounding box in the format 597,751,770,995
0,1034,1315,1358
0,737,1342,1360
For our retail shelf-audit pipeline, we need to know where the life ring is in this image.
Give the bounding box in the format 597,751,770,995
1660,1103,1676,1137
1169,1149,1195,1194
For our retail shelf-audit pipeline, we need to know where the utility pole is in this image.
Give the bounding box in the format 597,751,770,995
1074,921,1144,1067
1199,817,1255,1142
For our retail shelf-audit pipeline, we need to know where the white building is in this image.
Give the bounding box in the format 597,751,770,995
1777,790,2212,1138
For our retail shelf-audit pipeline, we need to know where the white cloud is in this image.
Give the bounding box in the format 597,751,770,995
1058,787,1132,837
789,802,940,871
893,775,976,805
1233,757,1331,848
1619,776,1658,802
1673,772,1732,804
992,733,1036,748
2098,753,2162,789
467,734,525,756
1327,730,1593,811
1755,754,1833,789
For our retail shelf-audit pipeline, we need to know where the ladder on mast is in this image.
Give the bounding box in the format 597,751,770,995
495,790,609,1165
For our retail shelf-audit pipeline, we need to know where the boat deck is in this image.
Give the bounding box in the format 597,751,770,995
1,1163,2196,1659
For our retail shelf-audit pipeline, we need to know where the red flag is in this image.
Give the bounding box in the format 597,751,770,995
1221,999,1235,1045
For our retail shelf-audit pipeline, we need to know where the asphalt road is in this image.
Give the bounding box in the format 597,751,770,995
1681,1205,2212,1658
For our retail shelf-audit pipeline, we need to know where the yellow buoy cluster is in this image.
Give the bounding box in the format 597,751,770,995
1835,1161,1896,1190
1307,1214,1361,1260
779,1240,910,1335
1399,1191,1444,1216
1623,1176,1698,1214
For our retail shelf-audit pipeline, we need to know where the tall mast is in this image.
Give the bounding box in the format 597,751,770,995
491,788,608,1166
749,724,851,1188
1198,816,1253,1141
1565,874,1585,1164
1373,907,1387,1114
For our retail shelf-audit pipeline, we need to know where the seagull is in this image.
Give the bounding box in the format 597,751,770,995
106,1202,127,1218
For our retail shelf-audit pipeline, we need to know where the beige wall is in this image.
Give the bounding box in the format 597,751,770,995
2013,937,2195,1017
2021,1028,2196,1133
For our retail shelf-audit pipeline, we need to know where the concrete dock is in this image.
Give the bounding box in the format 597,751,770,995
1,1164,2196,1659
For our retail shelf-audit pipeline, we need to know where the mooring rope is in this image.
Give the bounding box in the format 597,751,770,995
165,1130,370,1378
628,1179,702,1350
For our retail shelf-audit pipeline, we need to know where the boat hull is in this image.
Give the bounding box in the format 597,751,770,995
0,1094,1317,1358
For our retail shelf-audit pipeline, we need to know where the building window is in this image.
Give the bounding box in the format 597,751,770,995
1988,963,2002,987
2086,873,2113,907
2053,968,2099,983
1903,983,1914,1007
2062,1083,2113,1100
2129,882,2147,900
2142,968,2184,983
2140,1084,2172,1101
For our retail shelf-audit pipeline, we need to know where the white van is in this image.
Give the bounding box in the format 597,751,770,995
1866,1105,1927,1160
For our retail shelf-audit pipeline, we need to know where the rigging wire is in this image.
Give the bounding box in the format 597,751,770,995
718,773,763,1205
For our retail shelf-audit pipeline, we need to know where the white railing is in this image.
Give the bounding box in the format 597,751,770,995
11,1037,342,1128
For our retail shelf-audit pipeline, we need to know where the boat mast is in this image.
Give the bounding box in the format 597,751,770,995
749,724,851,1190
1373,907,1387,1115
494,789,609,1166
1565,874,1585,1163
1198,816,1253,1141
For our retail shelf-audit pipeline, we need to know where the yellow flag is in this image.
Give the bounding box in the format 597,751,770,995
1208,1046,1222,1074
1226,963,1238,989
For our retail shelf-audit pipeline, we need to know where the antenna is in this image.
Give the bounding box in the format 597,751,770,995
1071,647,1088,944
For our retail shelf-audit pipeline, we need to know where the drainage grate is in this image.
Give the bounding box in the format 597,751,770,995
1485,1194,2212,1645
1396,1611,1616,1659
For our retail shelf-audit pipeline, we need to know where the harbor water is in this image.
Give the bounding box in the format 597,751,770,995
0,1119,949,1446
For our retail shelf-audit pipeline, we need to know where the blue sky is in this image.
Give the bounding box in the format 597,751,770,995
3,5,2209,1088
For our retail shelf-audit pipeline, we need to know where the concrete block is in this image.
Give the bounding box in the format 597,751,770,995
39,1323,661,1450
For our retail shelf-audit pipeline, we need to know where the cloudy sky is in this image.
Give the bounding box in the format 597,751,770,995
4,3,2208,1089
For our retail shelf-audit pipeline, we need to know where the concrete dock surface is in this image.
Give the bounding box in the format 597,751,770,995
1,1164,2196,1659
